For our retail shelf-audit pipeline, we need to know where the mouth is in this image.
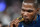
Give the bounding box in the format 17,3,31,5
25,18,29,21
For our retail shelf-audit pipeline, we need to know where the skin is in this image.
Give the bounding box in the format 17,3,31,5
21,3,38,23
10,3,39,27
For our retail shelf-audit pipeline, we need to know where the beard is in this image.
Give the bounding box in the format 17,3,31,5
22,15,35,24
24,19,33,24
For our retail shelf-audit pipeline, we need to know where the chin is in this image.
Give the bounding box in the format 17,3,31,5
24,20,32,24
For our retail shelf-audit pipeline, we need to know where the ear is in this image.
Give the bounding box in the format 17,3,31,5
37,8,39,11
36,8,40,14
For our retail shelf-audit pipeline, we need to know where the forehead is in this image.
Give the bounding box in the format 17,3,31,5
22,2,35,10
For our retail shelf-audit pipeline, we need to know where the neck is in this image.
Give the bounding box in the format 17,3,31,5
33,15,37,21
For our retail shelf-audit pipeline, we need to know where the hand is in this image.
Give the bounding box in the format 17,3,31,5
10,19,20,27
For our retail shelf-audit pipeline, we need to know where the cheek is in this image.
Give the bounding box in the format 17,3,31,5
29,10,36,15
28,12,35,18
27,12,34,16
29,13,36,19
29,11,36,16
28,12,34,15
28,13,35,21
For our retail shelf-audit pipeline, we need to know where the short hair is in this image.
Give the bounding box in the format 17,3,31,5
22,0,38,9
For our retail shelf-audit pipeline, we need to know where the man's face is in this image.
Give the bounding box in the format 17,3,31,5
21,3,37,23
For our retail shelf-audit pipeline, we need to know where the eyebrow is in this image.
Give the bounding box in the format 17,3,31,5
22,9,33,11
22,7,34,10
22,9,34,10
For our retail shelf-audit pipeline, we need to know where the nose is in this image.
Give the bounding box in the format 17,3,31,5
24,12,28,16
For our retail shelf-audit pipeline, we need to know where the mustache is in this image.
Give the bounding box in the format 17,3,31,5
22,16,29,19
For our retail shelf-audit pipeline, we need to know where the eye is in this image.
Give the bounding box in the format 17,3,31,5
27,10,33,13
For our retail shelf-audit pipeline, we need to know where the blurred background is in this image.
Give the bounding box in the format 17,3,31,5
0,0,40,27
